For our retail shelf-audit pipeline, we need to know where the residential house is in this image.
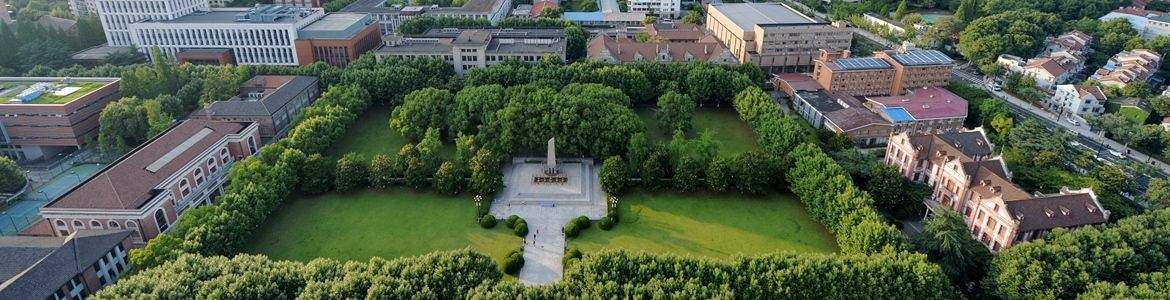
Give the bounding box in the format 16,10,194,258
1091,49,1162,87
997,51,1086,89
1048,84,1108,116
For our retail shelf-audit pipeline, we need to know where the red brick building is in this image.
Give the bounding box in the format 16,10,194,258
39,120,261,246
294,13,382,67
0,77,120,162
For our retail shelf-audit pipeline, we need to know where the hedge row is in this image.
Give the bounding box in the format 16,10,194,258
732,87,905,254
97,249,953,298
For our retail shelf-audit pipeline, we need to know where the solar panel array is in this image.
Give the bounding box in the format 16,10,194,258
893,50,954,66
834,57,891,70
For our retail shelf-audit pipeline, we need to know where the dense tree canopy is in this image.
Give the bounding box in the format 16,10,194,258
959,10,1063,73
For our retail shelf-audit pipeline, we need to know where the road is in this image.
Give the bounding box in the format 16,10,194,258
951,69,1170,178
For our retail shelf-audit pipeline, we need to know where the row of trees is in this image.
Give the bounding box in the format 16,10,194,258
599,131,784,196
325,134,503,197
97,248,955,298
0,13,111,74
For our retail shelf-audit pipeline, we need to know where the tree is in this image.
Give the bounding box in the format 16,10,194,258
865,164,929,220
656,91,696,133
17,39,71,70
97,97,150,155
300,154,334,195
683,9,702,25
959,10,1062,73
0,157,25,193
0,22,18,70
369,154,396,189
433,161,461,195
564,26,589,61
641,150,667,190
471,149,503,196
600,156,630,195
733,150,778,195
838,218,907,254
417,127,443,173
894,0,909,20
1144,178,1170,209
953,0,977,25
642,15,657,25
672,155,703,193
626,132,652,171
391,88,453,141
334,153,369,192
913,210,992,293
706,155,733,192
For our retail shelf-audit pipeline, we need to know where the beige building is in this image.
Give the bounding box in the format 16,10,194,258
375,28,566,75
812,50,896,97
705,3,851,72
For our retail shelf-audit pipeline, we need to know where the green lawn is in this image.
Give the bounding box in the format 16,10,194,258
244,190,523,263
637,108,759,154
1118,107,1150,124
572,192,837,259
330,105,407,158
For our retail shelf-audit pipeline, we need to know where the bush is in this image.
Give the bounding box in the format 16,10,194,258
479,214,497,228
599,156,630,195
574,216,591,230
562,247,583,267
0,157,24,193
598,216,615,230
506,215,520,229
513,219,528,237
565,221,581,238
502,250,525,275
334,152,369,192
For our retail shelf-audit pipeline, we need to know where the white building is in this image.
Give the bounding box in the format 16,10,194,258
1100,7,1170,39
1048,84,1107,116
68,0,98,17
340,0,512,34
128,5,325,65
1091,49,1162,88
630,0,680,18
96,0,209,46
996,51,1086,89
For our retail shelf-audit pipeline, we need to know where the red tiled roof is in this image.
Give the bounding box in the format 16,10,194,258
531,0,559,17
773,73,824,93
46,120,251,210
587,35,732,63
865,86,968,120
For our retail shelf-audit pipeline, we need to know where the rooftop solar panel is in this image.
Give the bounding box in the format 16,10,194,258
892,50,953,66
835,57,891,70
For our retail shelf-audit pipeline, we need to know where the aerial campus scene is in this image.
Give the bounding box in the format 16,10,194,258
0,0,1169,298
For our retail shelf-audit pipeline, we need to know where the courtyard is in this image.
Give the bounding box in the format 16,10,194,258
244,190,522,263
571,191,838,258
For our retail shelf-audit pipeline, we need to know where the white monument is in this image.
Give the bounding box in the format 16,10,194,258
535,137,566,183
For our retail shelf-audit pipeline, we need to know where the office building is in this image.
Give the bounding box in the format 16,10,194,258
69,0,98,17
275,0,324,7
1100,6,1170,39
95,0,209,46
191,75,320,140
0,230,133,299
127,5,326,66
40,120,261,246
885,130,1108,251
0,77,120,162
792,90,892,146
872,48,954,95
293,13,382,66
864,86,967,134
341,0,513,34
376,28,566,75
705,3,850,72
562,11,645,27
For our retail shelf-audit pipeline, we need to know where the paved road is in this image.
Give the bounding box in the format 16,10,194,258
951,69,1170,176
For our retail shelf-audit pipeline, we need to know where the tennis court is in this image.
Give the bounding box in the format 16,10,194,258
0,164,103,234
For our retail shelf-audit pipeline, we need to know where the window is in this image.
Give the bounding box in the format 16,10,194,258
247,137,257,154
73,220,85,230
154,209,169,233
220,148,230,163
179,179,190,197
108,220,121,229
54,219,69,236
90,220,103,229
194,168,204,185
127,221,140,239
207,158,217,174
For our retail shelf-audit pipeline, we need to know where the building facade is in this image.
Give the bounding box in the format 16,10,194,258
376,28,566,75
997,51,1086,89
40,120,261,246
629,0,680,18
293,13,383,67
69,0,98,17
128,5,326,66
705,3,851,72
340,0,512,34
885,130,1109,251
0,230,133,299
873,49,954,95
587,34,737,64
275,0,324,7
191,75,320,140
95,0,209,46
792,90,893,146
812,52,896,97
1048,84,1107,116
0,77,120,162
1100,7,1170,39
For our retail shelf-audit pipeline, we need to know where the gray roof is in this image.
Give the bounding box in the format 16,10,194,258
341,0,504,15
298,13,373,39
340,0,403,13
889,49,954,66
193,76,319,117
834,57,891,70
0,230,132,299
146,5,320,24
709,3,816,31
1007,193,1108,231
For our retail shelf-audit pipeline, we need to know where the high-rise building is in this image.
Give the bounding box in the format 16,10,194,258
95,0,209,46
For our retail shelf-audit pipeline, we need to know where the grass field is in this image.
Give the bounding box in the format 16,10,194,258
329,106,407,158
571,191,837,259
637,108,759,154
1118,107,1150,124
243,190,522,263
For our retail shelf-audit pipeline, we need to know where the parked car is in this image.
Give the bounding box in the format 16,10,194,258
1108,149,1126,158
1067,117,1080,126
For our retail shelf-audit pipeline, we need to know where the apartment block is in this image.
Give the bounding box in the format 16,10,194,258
812,51,896,97
1047,84,1107,116
705,3,851,72
0,77,120,162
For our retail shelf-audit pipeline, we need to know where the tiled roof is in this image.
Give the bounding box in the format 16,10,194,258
530,0,558,17
193,76,318,117
1006,190,1108,231
773,73,824,93
0,230,131,299
646,23,706,41
907,130,993,161
587,34,733,63
1074,85,1107,99
45,120,251,210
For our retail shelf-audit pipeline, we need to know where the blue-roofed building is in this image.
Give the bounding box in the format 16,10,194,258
792,90,892,146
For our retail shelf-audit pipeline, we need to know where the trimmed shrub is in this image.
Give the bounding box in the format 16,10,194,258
506,215,520,229
574,216,591,230
513,219,528,237
502,250,525,275
565,222,581,238
598,216,615,230
479,214,497,228
562,247,583,268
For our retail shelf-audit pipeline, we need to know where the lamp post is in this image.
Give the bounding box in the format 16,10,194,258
473,195,483,215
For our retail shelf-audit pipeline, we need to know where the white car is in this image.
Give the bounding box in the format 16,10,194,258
1067,118,1080,126
1108,149,1126,158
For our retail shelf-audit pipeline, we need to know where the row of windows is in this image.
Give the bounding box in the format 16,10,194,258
54,218,141,240
133,28,294,47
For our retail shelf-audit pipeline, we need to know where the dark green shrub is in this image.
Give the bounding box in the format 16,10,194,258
564,221,581,238
574,216,591,229
502,251,524,275
506,215,520,229
562,247,582,267
513,219,528,237
598,216,615,230
479,214,497,228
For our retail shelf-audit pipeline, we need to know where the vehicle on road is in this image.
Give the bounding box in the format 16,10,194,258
1067,117,1080,126
1108,149,1127,158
